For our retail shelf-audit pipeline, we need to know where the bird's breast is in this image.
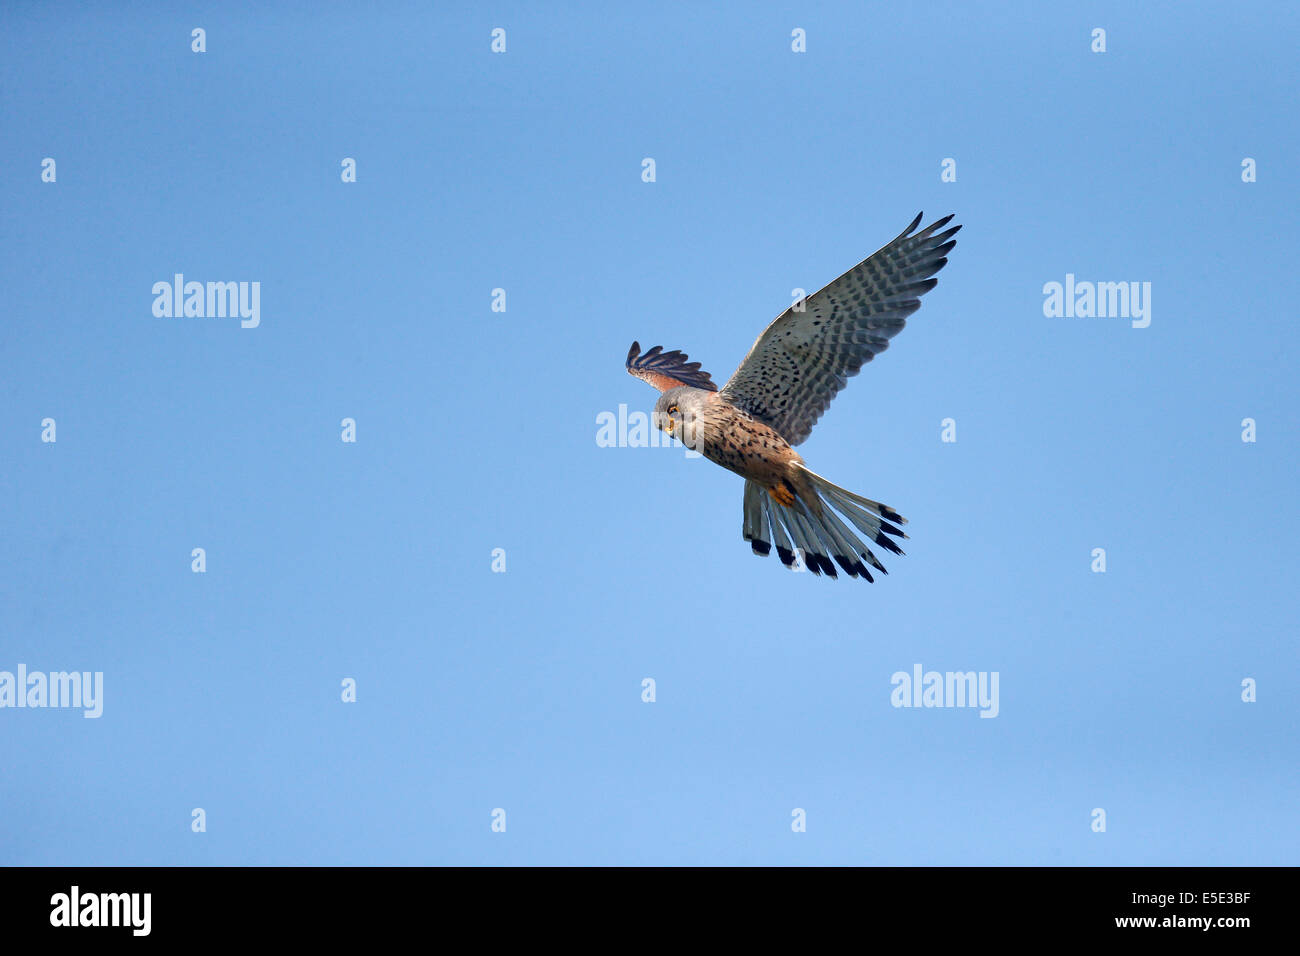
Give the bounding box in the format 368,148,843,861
693,403,800,483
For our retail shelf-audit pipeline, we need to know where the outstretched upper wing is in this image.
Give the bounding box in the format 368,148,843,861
718,213,959,446
626,341,718,392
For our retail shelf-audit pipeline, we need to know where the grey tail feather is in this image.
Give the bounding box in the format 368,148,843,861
741,469,908,582
787,505,837,577
742,481,771,556
797,463,908,546
768,491,823,574
764,492,799,567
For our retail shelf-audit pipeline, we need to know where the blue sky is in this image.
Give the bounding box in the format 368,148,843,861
2,1,1296,865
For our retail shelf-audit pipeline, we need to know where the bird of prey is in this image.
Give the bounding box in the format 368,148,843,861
625,212,960,580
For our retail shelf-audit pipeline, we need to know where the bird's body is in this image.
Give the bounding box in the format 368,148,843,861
656,386,803,501
626,212,959,581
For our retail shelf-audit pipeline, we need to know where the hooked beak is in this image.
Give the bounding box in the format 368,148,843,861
665,418,675,434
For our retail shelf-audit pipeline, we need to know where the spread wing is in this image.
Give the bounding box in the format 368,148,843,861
626,341,718,392
719,213,959,446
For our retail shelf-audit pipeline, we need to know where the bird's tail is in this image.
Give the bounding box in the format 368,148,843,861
742,465,907,581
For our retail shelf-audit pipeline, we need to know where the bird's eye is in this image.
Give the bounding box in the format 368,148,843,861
668,405,678,415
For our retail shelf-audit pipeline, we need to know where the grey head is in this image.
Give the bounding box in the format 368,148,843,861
653,385,711,447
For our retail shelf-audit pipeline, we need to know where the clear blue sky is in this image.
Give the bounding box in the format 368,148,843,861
2,1,1296,865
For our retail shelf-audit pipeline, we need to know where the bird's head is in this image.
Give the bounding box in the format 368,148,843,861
653,387,707,447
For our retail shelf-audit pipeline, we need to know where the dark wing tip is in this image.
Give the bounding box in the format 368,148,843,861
626,341,718,391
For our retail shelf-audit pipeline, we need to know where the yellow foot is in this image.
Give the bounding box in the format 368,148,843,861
769,483,796,507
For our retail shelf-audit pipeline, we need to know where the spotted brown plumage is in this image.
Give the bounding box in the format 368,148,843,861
625,212,959,580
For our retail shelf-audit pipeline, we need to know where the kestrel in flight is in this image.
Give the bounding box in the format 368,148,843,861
626,212,960,581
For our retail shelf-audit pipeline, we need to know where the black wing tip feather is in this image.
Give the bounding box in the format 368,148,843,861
625,341,718,391
902,277,940,296
904,212,961,244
